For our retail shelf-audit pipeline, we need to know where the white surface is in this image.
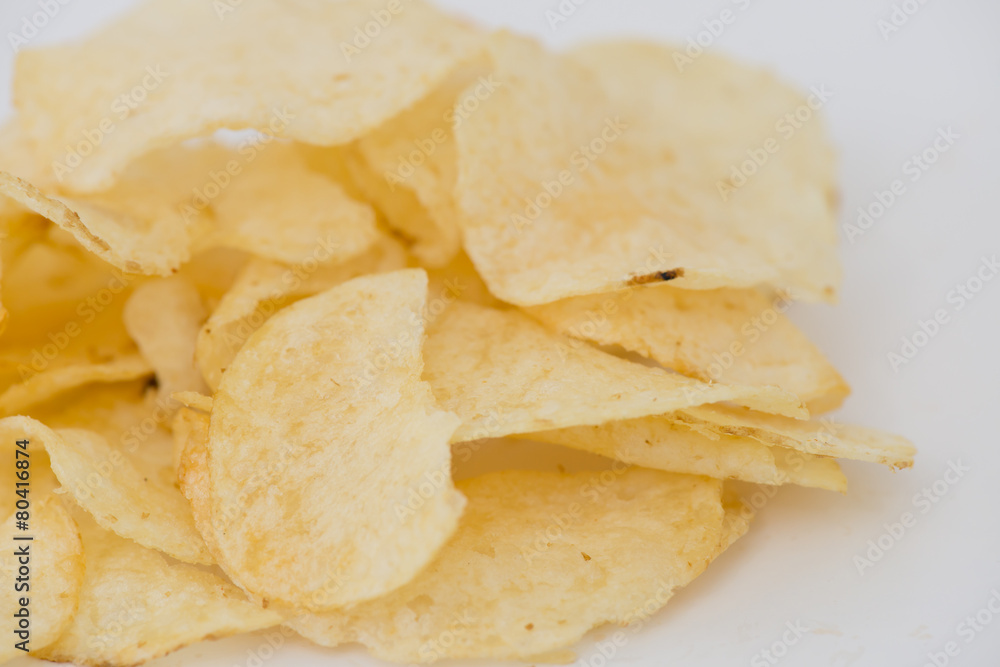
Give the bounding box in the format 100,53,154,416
2,1,1000,666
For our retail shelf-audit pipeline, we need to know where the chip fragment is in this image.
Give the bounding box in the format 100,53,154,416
208,269,463,610
675,404,916,470
291,469,730,662
526,285,850,413
423,301,806,443
523,419,846,491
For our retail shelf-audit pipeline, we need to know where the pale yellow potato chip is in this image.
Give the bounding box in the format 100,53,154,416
349,64,488,266
454,34,838,306
0,497,84,662
344,146,456,266
290,469,728,662
423,301,805,443
27,381,174,471
9,416,211,564
0,353,151,417
0,171,194,276
209,269,463,611
526,285,849,413
15,0,484,193
676,404,916,470
36,511,281,667
174,408,217,554
196,233,407,391
124,276,209,405
425,250,504,310
194,144,379,266
571,41,840,301
523,419,846,492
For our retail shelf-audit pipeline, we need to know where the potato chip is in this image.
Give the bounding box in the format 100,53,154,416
0,497,85,662
454,34,838,306
15,0,484,193
208,269,463,611
526,285,849,413
348,65,487,266
36,511,281,667
290,469,730,662
523,419,846,491
571,41,840,301
423,302,805,444
171,391,213,413
425,250,504,310
0,353,150,417
124,276,209,406
173,408,217,551
0,171,193,276
675,404,916,469
10,416,211,564
196,233,407,391
194,144,379,266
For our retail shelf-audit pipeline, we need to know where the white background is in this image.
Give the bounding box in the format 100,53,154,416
2,1,1000,666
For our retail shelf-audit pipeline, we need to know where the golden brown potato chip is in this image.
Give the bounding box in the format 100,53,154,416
123,276,209,404
0,497,85,662
523,419,846,491
423,301,806,443
454,34,838,306
15,0,483,193
0,353,151,417
196,233,407,391
291,469,730,661
676,404,916,470
10,416,211,564
36,511,281,667
209,269,463,611
526,285,849,413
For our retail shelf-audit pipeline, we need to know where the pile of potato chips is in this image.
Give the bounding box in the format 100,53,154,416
0,0,915,665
